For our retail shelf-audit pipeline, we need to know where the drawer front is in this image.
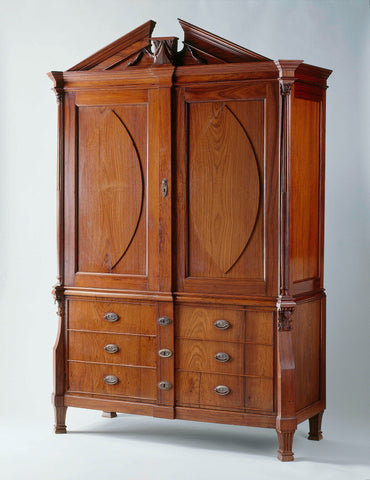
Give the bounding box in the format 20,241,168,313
176,305,273,344
176,371,273,412
176,306,244,342
176,371,244,409
68,299,155,335
176,339,273,377
176,339,244,375
68,331,156,367
68,362,157,400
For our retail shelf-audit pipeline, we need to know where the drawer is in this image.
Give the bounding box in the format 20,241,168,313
176,339,244,375
176,305,273,344
68,299,155,335
176,339,273,377
176,371,244,409
68,362,157,400
176,306,244,342
176,371,273,412
68,331,156,367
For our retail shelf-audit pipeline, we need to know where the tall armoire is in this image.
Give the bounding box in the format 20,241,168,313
49,20,331,461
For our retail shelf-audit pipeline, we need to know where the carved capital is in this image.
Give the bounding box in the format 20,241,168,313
279,80,294,97
54,89,64,104
52,284,64,317
277,307,294,331
277,297,295,332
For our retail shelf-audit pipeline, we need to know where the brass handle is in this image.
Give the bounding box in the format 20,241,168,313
104,312,119,323
214,352,230,363
104,375,118,385
158,316,172,326
158,381,172,391
158,348,173,358
214,385,230,396
214,319,230,330
104,344,119,354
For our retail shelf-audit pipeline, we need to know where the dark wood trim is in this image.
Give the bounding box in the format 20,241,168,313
175,406,275,428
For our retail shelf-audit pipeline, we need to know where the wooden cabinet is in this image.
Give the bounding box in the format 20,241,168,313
48,20,331,461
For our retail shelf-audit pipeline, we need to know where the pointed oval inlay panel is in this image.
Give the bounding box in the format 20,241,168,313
79,108,143,272
190,103,260,273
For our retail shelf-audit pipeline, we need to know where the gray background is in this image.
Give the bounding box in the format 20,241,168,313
0,1,369,478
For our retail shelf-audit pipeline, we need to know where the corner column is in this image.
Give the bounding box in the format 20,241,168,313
48,71,67,433
274,60,302,461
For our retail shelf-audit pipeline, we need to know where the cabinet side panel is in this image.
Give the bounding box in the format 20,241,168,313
293,298,321,411
290,93,322,288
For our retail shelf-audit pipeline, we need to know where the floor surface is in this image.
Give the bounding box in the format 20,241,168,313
1,408,369,480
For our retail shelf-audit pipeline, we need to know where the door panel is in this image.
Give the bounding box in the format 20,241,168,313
78,105,146,275
64,89,162,291
175,83,279,296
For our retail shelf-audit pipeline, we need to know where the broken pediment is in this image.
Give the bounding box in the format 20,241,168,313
67,19,271,71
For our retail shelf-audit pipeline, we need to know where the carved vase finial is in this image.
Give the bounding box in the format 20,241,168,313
151,37,178,65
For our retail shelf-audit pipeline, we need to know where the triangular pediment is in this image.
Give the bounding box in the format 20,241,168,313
178,19,271,64
66,19,271,71
67,20,156,71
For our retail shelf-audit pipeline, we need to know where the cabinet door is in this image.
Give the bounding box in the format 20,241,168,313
175,82,279,296
64,88,167,291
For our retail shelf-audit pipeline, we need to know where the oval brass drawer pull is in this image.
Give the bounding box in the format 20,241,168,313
214,352,230,362
104,375,118,385
214,385,230,396
158,348,173,358
104,312,119,323
104,344,119,354
158,316,172,326
158,381,172,391
213,319,230,330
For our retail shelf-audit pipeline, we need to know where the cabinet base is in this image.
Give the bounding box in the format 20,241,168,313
276,430,295,462
308,411,324,441
102,411,117,418
54,406,67,434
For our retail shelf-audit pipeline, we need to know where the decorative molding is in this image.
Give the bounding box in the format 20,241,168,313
183,43,208,64
274,60,304,81
178,18,271,63
67,20,156,71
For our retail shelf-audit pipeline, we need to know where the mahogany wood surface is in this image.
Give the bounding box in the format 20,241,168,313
68,362,157,400
49,19,331,461
68,299,155,334
68,331,156,367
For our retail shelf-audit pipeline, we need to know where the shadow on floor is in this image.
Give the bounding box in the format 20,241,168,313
69,414,370,466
